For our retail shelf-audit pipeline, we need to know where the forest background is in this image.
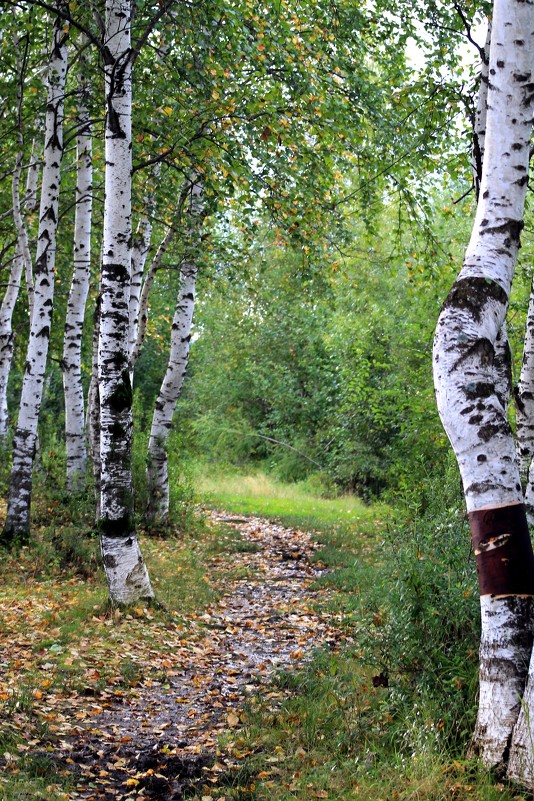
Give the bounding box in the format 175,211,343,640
1,0,532,799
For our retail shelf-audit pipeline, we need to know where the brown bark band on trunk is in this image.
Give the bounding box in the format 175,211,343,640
469,504,534,596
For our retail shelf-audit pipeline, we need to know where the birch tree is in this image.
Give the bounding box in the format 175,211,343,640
433,0,534,773
98,0,153,604
145,177,203,522
2,8,69,545
0,245,24,441
62,38,92,491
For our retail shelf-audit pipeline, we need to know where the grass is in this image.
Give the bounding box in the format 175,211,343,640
0,467,530,800
198,468,386,540
190,467,527,801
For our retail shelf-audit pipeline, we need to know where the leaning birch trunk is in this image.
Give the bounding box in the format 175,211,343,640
2,14,68,545
0,245,24,441
130,224,174,370
433,0,534,772
145,179,202,521
146,260,198,521
62,43,92,491
98,0,153,603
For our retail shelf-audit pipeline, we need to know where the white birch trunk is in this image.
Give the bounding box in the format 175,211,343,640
62,45,92,491
2,14,68,544
471,20,491,199
130,225,174,370
515,293,534,498
87,296,102,521
145,178,202,520
0,244,24,441
146,261,198,521
99,0,153,603
433,0,534,771
128,165,160,377
24,139,40,212
12,151,34,323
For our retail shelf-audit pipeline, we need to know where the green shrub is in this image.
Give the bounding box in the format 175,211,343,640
359,454,479,753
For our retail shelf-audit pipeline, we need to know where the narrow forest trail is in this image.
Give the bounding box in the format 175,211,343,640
60,512,352,800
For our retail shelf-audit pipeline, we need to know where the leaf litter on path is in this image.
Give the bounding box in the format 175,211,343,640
1,512,352,800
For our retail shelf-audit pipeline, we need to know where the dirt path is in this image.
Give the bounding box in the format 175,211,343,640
58,513,350,799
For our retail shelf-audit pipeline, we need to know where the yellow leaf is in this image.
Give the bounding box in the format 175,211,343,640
162,106,173,117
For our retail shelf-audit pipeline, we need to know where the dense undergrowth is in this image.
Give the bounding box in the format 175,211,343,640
0,452,529,800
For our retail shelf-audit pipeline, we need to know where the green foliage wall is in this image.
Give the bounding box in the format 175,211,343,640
177,197,469,496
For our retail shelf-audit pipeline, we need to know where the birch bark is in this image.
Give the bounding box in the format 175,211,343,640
87,297,101,522
515,293,534,501
62,43,92,491
145,178,202,521
12,150,35,324
433,0,534,770
0,245,24,441
146,260,198,521
11,48,35,325
25,139,40,212
128,166,160,378
99,0,153,603
2,12,69,544
130,225,174,370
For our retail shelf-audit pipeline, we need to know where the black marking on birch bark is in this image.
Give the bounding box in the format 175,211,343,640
464,381,494,399
102,554,117,568
469,504,534,595
110,422,126,437
441,277,508,322
99,514,133,538
460,404,477,416
102,262,129,283
107,102,126,139
479,219,524,242
478,420,512,441
453,339,494,373
43,206,57,223
107,369,132,413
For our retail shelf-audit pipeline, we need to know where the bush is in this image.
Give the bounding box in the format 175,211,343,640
357,454,479,754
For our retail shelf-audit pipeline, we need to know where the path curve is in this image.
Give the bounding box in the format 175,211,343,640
65,512,349,799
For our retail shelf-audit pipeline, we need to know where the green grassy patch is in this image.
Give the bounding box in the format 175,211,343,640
198,468,386,550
